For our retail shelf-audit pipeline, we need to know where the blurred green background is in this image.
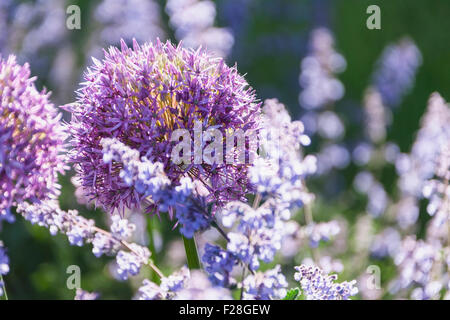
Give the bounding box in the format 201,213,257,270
1,0,450,299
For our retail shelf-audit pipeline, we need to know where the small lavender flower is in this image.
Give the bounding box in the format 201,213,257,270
136,279,165,300
315,143,350,175
116,244,150,280
138,268,231,300
221,202,285,271
17,200,94,239
302,256,344,274
160,266,190,293
363,87,391,143
250,99,315,207
174,270,232,300
2,0,68,72
399,93,450,197
74,289,100,300
0,55,66,214
203,99,315,283
243,265,288,300
395,196,420,230
394,93,450,231
373,38,422,107
136,266,189,300
353,172,389,218
94,0,164,46
92,233,120,258
101,138,211,237
166,0,234,57
411,281,443,300
298,28,346,110
110,214,136,240
0,280,4,297
391,237,438,292
175,199,211,238
370,227,401,259
69,39,260,213
304,221,340,248
16,200,152,280
0,241,9,276
294,265,358,300
0,208,15,225
202,243,237,286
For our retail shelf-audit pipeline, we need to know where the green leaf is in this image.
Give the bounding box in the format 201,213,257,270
283,287,300,300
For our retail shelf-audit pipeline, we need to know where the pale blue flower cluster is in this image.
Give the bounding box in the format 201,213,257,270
249,99,315,208
116,243,150,280
166,0,234,57
201,99,329,299
373,38,422,107
305,221,340,248
74,289,100,300
16,200,150,281
0,208,15,225
94,0,164,46
174,270,232,300
136,267,231,300
0,241,9,277
390,237,438,294
202,243,237,286
243,265,288,300
101,138,212,238
298,28,346,110
294,264,358,300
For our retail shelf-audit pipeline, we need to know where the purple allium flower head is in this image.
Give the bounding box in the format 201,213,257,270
0,55,66,213
68,39,260,213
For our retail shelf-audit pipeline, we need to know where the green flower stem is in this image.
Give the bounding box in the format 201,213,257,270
0,274,8,300
182,235,201,270
147,216,162,284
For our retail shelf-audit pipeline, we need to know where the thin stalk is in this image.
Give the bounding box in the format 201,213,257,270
0,274,8,300
182,235,201,270
239,266,246,300
147,216,162,283
302,184,319,262
253,193,262,209
91,225,164,278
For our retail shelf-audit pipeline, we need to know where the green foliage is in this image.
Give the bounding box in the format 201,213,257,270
283,287,300,300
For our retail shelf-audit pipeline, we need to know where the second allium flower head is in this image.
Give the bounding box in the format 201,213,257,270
0,55,66,217
68,39,261,213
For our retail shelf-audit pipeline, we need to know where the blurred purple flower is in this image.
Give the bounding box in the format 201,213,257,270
373,38,422,107
0,55,66,213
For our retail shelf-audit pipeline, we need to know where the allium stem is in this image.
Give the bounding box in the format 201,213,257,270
147,217,162,284
182,235,201,270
